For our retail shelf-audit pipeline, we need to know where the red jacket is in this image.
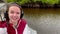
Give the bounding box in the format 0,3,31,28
0,19,26,34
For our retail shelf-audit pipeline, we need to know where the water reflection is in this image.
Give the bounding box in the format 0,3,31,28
23,8,60,34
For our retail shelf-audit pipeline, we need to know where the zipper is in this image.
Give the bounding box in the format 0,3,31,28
14,28,18,34
13,20,21,34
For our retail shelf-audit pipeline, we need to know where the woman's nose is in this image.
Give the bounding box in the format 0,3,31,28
13,13,17,16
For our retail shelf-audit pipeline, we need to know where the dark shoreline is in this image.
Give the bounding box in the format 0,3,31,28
21,3,60,8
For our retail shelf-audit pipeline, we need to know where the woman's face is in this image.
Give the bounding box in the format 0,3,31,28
8,6,21,23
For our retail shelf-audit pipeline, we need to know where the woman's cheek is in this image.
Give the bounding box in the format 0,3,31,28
18,16,20,20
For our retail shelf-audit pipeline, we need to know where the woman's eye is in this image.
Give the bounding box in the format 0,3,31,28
10,11,14,14
17,12,20,14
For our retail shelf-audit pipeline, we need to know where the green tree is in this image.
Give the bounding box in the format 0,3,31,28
6,0,60,4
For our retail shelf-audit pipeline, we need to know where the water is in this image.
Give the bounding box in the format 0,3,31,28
23,8,60,34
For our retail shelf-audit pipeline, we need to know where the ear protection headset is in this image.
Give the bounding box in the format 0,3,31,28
4,2,24,21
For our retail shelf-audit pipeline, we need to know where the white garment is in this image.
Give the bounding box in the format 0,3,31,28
0,25,37,34
0,28,7,34
23,24,37,34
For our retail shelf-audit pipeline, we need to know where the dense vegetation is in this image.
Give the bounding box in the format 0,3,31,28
6,0,60,5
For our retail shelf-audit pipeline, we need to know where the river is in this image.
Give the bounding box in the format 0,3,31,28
23,8,60,34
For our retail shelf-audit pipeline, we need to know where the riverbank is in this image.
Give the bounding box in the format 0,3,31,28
21,2,60,8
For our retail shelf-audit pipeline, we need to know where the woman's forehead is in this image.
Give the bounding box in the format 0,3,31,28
9,6,21,12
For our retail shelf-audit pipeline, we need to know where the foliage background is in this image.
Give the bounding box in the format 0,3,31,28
6,0,60,5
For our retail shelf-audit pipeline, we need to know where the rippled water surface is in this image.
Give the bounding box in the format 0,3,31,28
23,8,60,34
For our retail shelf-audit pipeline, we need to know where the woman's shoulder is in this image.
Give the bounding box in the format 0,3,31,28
0,21,7,28
23,24,37,34
0,21,6,23
0,21,7,34
21,19,26,21
21,19,27,23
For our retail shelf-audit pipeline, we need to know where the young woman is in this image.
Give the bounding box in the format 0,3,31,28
0,2,37,34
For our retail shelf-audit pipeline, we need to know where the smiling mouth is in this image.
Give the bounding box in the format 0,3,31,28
12,18,17,20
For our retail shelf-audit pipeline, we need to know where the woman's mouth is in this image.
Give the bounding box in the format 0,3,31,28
12,18,17,20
